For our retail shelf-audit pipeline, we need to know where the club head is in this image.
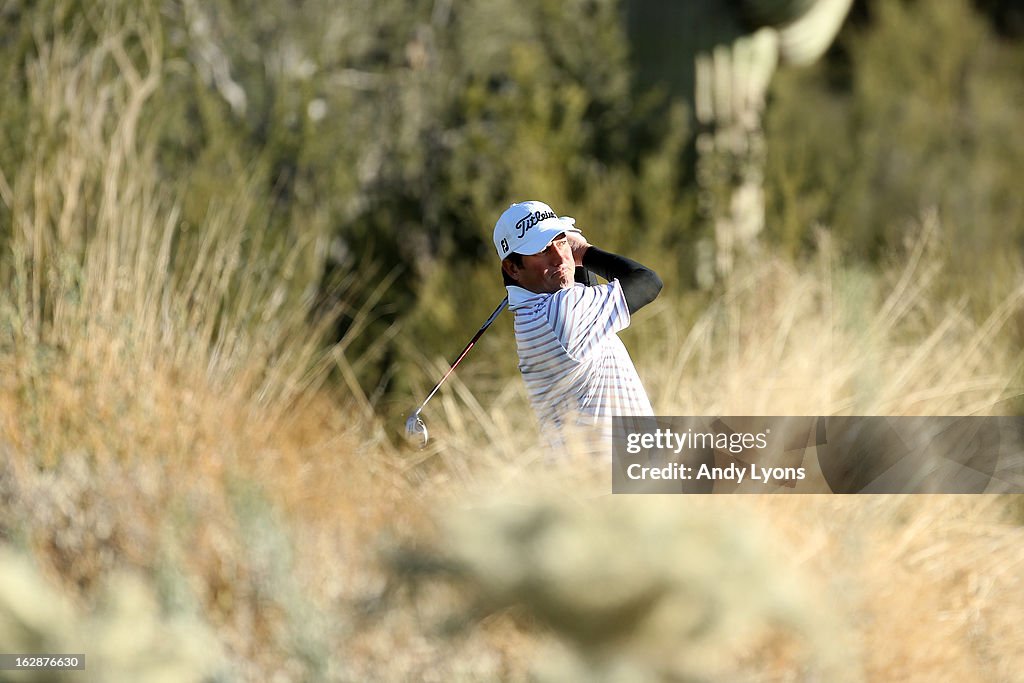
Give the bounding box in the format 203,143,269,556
405,412,428,448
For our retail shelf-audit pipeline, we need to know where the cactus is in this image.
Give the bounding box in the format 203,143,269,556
626,0,853,284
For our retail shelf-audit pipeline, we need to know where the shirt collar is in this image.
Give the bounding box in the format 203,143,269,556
505,285,542,311
506,284,589,310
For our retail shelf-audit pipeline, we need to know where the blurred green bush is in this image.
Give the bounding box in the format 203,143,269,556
765,0,1024,311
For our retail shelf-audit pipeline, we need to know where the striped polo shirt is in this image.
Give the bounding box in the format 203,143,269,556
507,280,653,444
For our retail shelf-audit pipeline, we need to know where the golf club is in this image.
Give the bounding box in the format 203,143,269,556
405,297,509,447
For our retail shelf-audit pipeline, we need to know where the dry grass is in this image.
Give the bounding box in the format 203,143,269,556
747,495,1024,682
639,220,1023,418
0,10,424,680
393,223,1024,681
1,6,1023,683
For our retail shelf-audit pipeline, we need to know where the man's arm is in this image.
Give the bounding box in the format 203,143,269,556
566,233,662,314
582,247,663,314
547,233,662,356
573,265,596,287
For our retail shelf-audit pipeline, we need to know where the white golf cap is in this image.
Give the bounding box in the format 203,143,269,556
493,200,579,260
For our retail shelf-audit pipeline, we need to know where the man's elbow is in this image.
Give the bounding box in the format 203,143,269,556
649,270,663,301
625,268,662,313
639,268,663,308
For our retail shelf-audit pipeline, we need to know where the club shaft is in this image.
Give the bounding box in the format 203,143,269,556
413,297,508,415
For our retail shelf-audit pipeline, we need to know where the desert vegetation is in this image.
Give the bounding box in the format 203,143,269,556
1,0,1022,680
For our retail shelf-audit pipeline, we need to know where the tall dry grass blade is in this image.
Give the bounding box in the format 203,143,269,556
871,209,939,334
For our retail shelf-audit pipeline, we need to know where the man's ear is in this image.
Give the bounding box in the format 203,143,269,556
501,259,520,282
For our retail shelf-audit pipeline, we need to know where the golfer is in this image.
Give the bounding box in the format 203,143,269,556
494,200,662,449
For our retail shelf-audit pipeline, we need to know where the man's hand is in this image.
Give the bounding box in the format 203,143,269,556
565,231,591,268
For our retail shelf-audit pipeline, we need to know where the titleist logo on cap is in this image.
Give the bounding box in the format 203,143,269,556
515,210,557,238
